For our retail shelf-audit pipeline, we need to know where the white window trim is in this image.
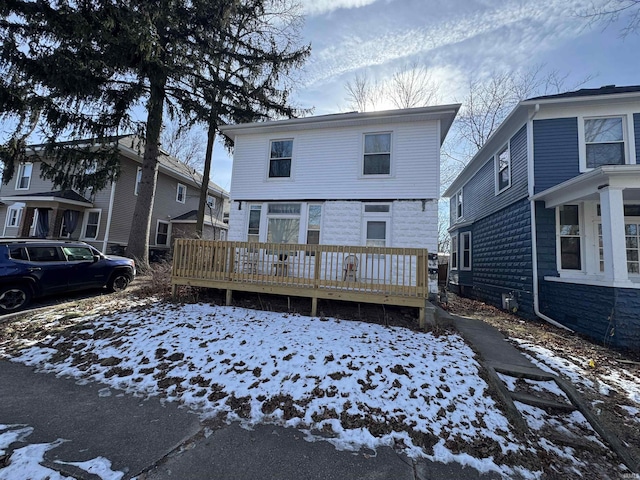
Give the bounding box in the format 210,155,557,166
134,167,142,196
454,190,463,221
578,114,631,173
155,219,171,246
267,138,294,181
450,234,458,269
265,202,303,244
556,204,584,273
6,206,22,228
15,162,33,191
306,203,322,245
361,132,393,178
494,143,511,195
176,183,187,203
362,203,392,247
460,231,472,271
206,195,216,209
81,208,102,241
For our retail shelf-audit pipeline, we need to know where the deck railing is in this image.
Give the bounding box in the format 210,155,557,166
171,239,431,325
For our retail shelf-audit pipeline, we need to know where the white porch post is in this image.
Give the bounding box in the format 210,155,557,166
599,186,628,282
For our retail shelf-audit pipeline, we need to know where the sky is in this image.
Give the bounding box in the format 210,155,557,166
209,0,640,191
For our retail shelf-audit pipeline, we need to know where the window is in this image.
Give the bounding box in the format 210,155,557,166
206,195,216,209
16,163,32,190
267,203,300,244
363,133,391,175
584,117,625,168
558,205,581,270
495,144,510,193
461,232,471,270
62,246,94,261
450,234,458,269
306,204,322,245
364,204,390,213
156,221,169,246
247,205,262,243
82,209,101,240
269,139,293,178
6,206,22,228
59,216,70,238
365,221,387,247
134,167,142,195
176,183,186,203
26,246,62,262
454,190,463,220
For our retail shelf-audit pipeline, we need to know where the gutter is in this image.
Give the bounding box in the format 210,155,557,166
527,103,573,332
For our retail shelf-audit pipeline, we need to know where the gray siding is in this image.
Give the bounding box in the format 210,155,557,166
635,113,640,163
454,125,528,225
533,117,580,194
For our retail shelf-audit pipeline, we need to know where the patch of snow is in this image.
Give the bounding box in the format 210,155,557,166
56,457,124,480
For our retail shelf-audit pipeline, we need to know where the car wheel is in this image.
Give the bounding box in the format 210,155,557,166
0,285,31,313
108,273,130,292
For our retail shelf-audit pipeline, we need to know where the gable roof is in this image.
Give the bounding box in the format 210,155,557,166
219,104,461,145
443,85,640,198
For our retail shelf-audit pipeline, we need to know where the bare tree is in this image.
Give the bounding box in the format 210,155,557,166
389,62,440,109
579,0,640,36
161,121,206,171
344,71,383,112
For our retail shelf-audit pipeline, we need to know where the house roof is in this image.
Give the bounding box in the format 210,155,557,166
0,189,93,207
26,135,229,198
443,85,640,198
171,209,228,228
219,104,461,145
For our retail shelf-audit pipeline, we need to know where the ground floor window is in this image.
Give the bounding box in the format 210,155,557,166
451,234,458,269
156,221,169,246
306,204,322,246
6,206,22,228
461,231,471,270
81,209,101,240
266,203,301,244
598,220,640,274
558,205,581,270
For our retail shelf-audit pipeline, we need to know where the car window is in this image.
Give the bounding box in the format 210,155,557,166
26,246,63,262
62,246,95,261
8,246,28,260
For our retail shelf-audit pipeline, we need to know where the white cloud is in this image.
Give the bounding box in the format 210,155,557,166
300,0,379,16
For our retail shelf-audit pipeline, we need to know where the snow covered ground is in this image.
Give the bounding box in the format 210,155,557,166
0,300,634,479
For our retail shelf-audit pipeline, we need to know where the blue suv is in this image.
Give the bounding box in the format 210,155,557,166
0,240,136,313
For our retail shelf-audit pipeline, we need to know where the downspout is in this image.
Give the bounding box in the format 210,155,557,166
102,180,117,254
528,104,573,332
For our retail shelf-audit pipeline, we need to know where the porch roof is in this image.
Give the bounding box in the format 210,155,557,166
0,190,93,208
530,165,640,208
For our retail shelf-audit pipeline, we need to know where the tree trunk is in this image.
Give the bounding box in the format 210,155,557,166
196,116,217,238
126,73,167,271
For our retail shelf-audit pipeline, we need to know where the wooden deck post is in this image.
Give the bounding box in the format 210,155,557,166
226,289,232,306
311,296,318,317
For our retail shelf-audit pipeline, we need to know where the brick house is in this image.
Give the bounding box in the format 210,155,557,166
219,105,460,295
0,136,229,254
444,85,640,351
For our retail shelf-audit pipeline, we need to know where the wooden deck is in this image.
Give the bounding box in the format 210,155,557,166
171,239,434,327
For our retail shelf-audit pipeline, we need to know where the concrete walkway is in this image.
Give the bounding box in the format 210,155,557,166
0,360,497,480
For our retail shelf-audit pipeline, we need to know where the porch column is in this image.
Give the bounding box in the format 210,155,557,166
599,186,628,282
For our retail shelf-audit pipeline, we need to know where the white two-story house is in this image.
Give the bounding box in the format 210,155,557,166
219,105,460,294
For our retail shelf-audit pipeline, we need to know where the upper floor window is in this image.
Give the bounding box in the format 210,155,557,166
584,117,625,168
363,133,391,175
16,163,33,190
269,139,293,178
206,194,216,209
454,190,463,220
495,144,511,194
176,183,186,203
134,167,142,195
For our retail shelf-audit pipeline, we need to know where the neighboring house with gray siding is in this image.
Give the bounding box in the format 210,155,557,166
0,136,228,254
220,105,460,295
444,85,640,351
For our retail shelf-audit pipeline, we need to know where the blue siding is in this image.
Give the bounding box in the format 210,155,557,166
533,118,580,194
634,113,640,164
454,198,535,318
538,281,640,352
458,125,529,224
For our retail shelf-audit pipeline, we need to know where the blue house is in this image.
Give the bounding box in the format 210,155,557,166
444,85,640,352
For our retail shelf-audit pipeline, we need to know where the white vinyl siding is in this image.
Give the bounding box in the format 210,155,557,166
230,121,440,201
